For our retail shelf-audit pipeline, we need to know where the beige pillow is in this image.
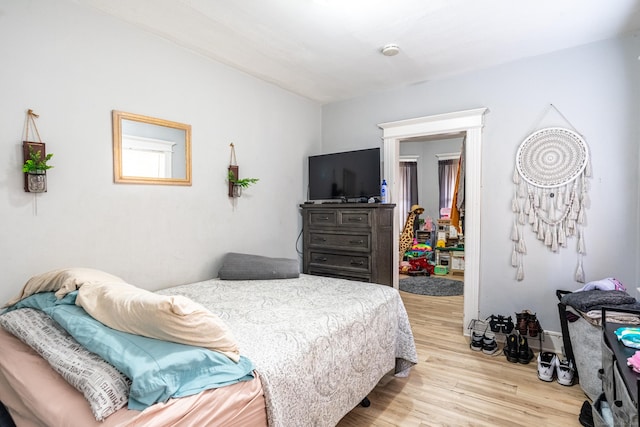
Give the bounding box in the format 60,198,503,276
76,282,240,362
3,268,125,308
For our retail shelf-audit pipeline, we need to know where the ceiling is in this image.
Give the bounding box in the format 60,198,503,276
78,0,640,104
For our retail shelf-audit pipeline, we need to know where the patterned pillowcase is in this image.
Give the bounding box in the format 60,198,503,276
0,308,131,421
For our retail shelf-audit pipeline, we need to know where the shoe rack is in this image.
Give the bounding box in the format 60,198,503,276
467,315,544,356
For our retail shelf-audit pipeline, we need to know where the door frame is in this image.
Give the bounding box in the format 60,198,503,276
379,107,488,332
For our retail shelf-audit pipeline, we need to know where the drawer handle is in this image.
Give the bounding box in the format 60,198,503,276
350,260,364,266
313,237,327,242
318,216,330,221
349,240,364,244
315,257,328,262
347,217,363,222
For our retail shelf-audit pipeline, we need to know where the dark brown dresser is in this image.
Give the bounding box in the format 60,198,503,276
300,203,395,286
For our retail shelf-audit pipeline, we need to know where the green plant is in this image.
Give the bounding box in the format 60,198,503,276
22,146,53,173
228,170,259,188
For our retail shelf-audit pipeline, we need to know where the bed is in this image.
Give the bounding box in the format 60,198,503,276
0,266,417,427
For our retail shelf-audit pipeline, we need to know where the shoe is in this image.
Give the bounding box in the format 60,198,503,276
470,330,484,351
537,351,557,381
488,315,502,333
515,310,532,336
517,335,534,364
482,331,499,355
556,357,575,386
502,316,515,334
487,314,515,334
527,313,541,337
504,333,519,363
578,400,594,427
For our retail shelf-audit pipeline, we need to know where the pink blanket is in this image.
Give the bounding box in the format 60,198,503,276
0,327,267,427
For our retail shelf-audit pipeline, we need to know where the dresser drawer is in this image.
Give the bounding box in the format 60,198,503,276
308,209,372,228
308,251,371,273
339,210,371,227
308,210,338,226
306,267,371,283
308,232,370,252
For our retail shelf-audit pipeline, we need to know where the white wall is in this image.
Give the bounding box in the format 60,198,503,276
322,34,640,333
0,0,321,303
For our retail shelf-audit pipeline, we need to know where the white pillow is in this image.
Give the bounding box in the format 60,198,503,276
76,282,240,362
3,268,125,308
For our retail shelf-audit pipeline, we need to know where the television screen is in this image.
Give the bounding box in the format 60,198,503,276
308,148,381,201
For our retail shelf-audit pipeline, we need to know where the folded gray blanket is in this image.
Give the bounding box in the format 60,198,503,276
561,290,636,312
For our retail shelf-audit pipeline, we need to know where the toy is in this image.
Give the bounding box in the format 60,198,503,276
407,256,434,276
424,216,433,231
399,205,424,261
402,239,433,259
399,261,412,274
434,265,448,275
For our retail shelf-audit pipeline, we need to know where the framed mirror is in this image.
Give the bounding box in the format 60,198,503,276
112,110,192,185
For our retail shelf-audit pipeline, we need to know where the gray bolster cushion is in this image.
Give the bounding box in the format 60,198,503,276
218,253,300,280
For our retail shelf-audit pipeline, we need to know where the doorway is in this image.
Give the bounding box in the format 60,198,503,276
399,135,464,282
379,108,488,333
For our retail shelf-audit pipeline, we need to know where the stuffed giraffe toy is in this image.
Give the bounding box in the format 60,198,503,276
399,204,424,261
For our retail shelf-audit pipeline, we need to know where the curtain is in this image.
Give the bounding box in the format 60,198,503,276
450,137,466,232
438,159,457,216
398,161,418,231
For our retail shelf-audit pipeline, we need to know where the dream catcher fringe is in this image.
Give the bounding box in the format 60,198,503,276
511,106,591,283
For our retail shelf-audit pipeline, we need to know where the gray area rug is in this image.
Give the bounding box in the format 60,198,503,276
399,275,463,296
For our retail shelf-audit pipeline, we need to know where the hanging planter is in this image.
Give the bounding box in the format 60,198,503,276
26,170,47,193
21,110,53,193
227,143,258,198
22,144,53,193
227,168,259,198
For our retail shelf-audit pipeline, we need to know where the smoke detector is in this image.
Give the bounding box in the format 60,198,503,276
381,44,400,56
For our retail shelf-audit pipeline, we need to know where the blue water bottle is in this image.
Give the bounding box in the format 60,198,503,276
381,179,388,203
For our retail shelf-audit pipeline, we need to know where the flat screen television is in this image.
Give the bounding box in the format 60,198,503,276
308,148,381,201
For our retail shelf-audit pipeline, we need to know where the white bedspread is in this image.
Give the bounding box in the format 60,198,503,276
157,274,417,427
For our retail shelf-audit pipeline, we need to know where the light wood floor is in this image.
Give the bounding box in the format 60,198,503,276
337,292,587,427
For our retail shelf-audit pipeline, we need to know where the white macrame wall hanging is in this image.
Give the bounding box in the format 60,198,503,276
511,106,592,283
